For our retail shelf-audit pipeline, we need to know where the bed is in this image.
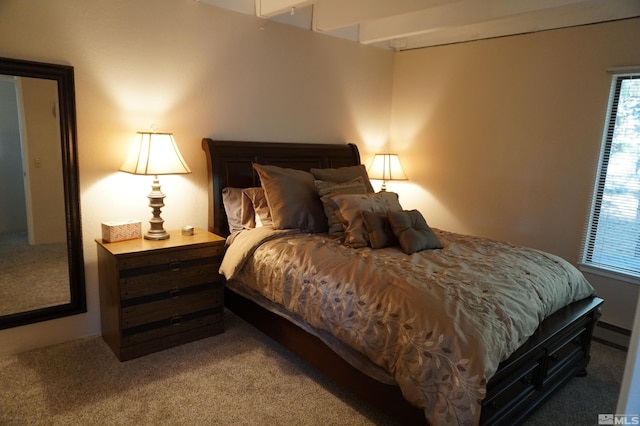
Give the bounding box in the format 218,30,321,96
202,138,603,425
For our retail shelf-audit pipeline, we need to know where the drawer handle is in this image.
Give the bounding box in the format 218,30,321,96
169,288,181,298
170,261,181,271
170,316,182,326
520,376,531,385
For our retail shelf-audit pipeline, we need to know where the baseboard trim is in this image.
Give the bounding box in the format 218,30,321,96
593,321,631,350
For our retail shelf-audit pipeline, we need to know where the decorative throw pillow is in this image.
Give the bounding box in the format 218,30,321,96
388,210,442,254
315,177,368,236
310,165,375,193
330,192,403,248
361,211,399,249
253,163,327,233
221,187,245,234
241,187,272,228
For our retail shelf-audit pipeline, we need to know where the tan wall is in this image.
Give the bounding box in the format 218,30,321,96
0,0,394,355
389,18,640,329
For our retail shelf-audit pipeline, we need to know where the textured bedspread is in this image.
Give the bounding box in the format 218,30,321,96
220,227,595,425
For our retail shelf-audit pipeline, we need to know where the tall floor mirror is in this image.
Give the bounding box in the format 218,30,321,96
0,57,86,329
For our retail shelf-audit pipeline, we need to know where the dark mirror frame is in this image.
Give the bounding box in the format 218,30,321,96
0,57,86,330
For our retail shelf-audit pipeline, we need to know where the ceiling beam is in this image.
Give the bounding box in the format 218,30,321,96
393,0,640,49
313,0,457,32
195,0,255,15
258,0,314,17
359,0,604,44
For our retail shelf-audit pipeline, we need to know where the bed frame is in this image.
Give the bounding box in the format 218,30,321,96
202,138,603,425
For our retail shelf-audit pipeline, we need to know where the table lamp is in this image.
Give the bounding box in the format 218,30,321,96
119,132,191,240
367,153,408,191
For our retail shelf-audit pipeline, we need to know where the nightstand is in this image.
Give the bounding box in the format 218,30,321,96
96,228,226,361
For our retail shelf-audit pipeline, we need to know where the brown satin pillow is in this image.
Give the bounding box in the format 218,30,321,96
311,165,375,193
330,192,403,248
388,210,442,254
315,177,368,236
241,187,272,228
361,211,399,249
253,163,327,233
221,187,245,233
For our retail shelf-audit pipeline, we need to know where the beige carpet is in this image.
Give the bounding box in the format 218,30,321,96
0,309,627,425
0,310,394,425
0,231,69,315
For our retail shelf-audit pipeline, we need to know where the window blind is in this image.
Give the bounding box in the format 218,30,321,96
582,73,640,280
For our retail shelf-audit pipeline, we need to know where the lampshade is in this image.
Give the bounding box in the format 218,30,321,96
120,132,191,240
120,132,191,176
368,153,407,191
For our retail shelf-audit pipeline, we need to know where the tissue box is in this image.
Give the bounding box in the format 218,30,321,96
101,220,142,243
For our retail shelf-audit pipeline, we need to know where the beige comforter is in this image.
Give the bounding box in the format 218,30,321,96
220,227,595,425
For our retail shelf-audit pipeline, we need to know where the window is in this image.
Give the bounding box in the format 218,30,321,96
582,71,640,282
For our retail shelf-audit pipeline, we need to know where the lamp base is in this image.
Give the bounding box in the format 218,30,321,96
145,176,170,240
144,230,170,240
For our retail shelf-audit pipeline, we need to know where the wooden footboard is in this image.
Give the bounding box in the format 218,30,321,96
226,286,602,425
480,295,602,425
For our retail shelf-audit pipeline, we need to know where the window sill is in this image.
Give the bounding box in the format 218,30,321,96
578,264,640,286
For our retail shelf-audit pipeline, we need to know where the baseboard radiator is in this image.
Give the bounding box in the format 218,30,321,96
594,321,631,350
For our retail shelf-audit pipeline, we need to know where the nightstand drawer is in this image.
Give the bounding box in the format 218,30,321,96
119,245,223,272
120,311,224,360
120,261,221,299
122,285,223,328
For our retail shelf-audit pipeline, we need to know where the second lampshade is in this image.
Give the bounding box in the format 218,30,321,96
367,153,408,191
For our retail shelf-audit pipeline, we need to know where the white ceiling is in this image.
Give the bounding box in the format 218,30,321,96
195,0,640,50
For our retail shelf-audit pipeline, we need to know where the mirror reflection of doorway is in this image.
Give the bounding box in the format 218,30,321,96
0,76,28,236
0,75,70,316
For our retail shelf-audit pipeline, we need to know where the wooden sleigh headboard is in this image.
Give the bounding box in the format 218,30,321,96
201,139,361,237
